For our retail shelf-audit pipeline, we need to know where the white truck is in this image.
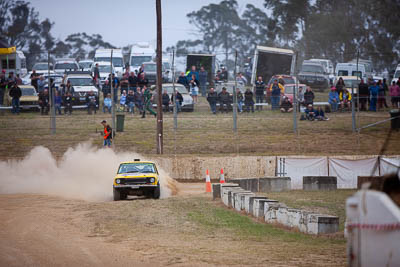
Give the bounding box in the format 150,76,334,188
129,42,155,73
335,63,367,81
0,50,27,76
94,49,124,78
251,45,296,86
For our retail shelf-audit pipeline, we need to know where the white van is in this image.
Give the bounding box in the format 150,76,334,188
129,42,155,73
0,50,27,76
94,49,124,78
335,63,366,81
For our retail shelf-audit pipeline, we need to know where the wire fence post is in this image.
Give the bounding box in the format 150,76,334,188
293,51,298,134
233,50,238,132
352,84,356,132
172,49,177,130
110,49,115,141
48,51,56,134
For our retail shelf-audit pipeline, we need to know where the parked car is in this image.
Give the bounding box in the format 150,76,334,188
151,83,194,111
334,76,361,94
32,62,53,74
6,85,39,110
142,62,169,85
64,71,98,107
298,61,329,91
54,59,79,74
266,74,297,103
283,83,307,103
78,60,94,72
92,61,115,87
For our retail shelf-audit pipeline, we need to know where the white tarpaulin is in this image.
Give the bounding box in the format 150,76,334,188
284,157,328,189
329,157,379,189
380,156,400,176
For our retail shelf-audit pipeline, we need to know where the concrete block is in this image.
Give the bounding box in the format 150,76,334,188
303,176,337,191
253,199,279,218
357,176,385,190
229,178,259,192
306,214,339,234
234,192,255,212
245,196,268,214
220,183,240,198
228,188,246,208
276,206,289,225
264,202,282,223
286,208,302,228
232,190,250,209
221,185,240,206
212,184,221,200
259,177,291,192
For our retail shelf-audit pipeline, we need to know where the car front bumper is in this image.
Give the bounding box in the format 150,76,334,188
113,184,157,189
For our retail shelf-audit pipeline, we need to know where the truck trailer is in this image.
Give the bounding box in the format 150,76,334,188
251,46,296,85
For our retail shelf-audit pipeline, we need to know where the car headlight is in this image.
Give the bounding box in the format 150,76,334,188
116,179,120,184
149,177,155,183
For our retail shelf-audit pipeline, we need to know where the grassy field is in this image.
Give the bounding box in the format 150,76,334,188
263,190,356,231
81,194,347,266
1,91,399,159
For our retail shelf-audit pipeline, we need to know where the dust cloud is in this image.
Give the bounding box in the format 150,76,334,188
0,143,177,201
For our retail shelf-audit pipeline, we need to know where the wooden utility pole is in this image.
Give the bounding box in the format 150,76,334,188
156,0,163,154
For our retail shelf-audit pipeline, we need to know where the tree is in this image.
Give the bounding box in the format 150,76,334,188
167,1,275,69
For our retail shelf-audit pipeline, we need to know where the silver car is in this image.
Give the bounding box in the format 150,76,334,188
151,83,194,111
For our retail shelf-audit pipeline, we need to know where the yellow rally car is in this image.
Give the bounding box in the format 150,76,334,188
113,159,160,200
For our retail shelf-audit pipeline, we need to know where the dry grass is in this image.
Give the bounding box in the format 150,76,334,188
1,93,399,159
264,190,357,231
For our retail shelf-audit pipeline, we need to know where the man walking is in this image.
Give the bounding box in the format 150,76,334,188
255,76,265,111
142,86,156,118
9,82,21,114
101,120,112,147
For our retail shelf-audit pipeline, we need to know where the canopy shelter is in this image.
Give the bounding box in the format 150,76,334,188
0,40,16,55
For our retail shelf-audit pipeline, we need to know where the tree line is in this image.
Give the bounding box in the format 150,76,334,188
0,0,115,68
167,0,400,72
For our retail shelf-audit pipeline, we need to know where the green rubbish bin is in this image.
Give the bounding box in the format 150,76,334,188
390,109,400,130
116,114,125,132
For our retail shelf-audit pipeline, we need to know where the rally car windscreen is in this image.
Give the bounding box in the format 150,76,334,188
118,163,156,174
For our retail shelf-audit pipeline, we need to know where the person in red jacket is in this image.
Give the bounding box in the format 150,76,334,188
101,120,112,147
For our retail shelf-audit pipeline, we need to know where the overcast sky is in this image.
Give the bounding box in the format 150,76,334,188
29,0,265,49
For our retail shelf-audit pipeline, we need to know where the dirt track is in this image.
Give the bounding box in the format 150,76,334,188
0,183,346,267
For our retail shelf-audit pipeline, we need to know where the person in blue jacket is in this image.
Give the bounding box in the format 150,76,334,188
328,86,340,112
369,81,379,112
186,65,199,81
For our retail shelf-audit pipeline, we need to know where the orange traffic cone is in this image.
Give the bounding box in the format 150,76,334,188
205,169,212,193
220,168,225,184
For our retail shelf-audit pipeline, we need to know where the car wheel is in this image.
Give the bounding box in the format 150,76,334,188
113,188,121,201
153,184,160,199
